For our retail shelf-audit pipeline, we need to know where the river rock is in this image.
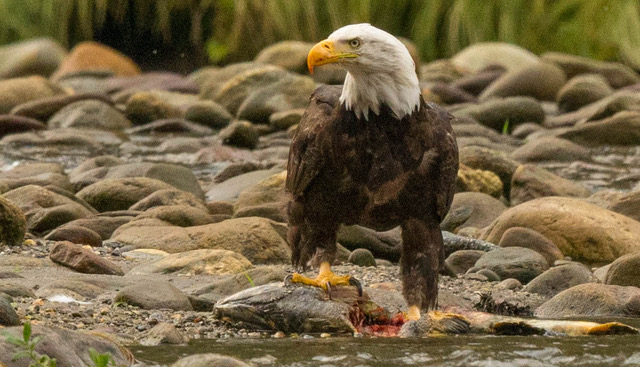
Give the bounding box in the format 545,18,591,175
541,51,640,88
213,65,289,115
535,283,640,318
44,225,103,247
479,62,566,101
184,100,232,129
0,283,35,298
236,74,315,124
474,247,549,284
255,40,313,74
52,41,141,80
421,59,465,84
112,217,291,264
445,250,485,275
424,82,477,105
482,197,640,264
171,354,251,367
497,227,563,266
547,92,640,128
48,99,131,130
453,66,506,96
338,225,402,262
124,91,183,125
441,192,506,233
452,96,545,132
524,263,596,298
49,241,123,275
129,249,252,276
0,114,46,137
219,120,259,149
510,164,591,205
557,111,640,146
59,214,134,240
0,325,134,366
0,162,72,192
3,185,96,234
0,38,66,78
0,297,19,326
604,252,640,287
556,74,613,113
193,265,287,304
115,280,192,311
459,146,519,198
0,75,66,114
206,167,283,202
126,118,214,136
130,189,208,212
269,108,305,130
196,62,262,99
0,128,121,154
451,42,540,73
348,248,376,267
70,161,204,199
122,205,216,229
0,195,26,246
236,170,286,209
456,164,503,198
140,323,189,346
510,136,590,163
76,177,175,212
608,190,640,222
106,72,199,100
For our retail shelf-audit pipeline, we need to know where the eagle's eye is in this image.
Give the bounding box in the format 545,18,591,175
348,38,361,48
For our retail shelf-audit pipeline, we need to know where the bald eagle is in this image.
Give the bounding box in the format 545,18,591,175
286,24,458,322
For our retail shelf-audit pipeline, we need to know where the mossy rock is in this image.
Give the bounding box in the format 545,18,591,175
0,196,26,246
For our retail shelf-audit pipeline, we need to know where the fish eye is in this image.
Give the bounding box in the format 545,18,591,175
349,38,361,48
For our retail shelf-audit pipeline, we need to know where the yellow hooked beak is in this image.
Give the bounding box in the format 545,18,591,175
307,40,358,74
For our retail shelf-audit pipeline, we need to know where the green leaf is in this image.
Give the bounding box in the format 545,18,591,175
23,321,32,343
11,350,31,361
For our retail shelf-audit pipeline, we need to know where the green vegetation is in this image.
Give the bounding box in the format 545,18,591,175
3,321,57,367
3,322,119,367
243,271,255,287
89,348,116,367
1,0,640,66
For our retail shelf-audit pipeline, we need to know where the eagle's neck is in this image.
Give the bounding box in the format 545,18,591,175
340,70,420,121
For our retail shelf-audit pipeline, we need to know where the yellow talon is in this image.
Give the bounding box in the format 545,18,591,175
287,262,362,298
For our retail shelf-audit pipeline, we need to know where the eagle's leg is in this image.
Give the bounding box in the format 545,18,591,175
401,217,443,320
286,222,362,298
399,218,470,336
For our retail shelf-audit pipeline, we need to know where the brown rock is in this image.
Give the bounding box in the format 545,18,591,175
608,190,640,222
541,51,640,88
605,252,640,287
0,76,66,114
49,241,123,275
510,165,591,205
535,283,640,318
0,196,26,246
498,227,563,266
3,185,96,234
524,263,597,298
0,114,46,138
482,197,640,264
510,136,591,163
445,250,485,275
76,177,175,212
44,225,102,247
441,192,506,233
52,41,140,81
479,61,566,101
456,164,503,198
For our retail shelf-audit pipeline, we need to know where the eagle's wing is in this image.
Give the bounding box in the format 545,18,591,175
429,103,459,222
286,85,341,197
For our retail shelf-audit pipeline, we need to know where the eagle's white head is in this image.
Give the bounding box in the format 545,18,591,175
307,23,420,121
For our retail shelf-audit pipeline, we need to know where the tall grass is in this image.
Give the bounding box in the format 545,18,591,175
1,0,640,67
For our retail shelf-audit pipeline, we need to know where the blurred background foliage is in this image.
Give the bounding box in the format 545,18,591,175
1,0,640,70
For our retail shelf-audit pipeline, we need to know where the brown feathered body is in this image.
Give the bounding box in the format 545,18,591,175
286,85,458,310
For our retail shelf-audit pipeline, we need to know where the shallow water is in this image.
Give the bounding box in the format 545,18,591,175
133,320,640,366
